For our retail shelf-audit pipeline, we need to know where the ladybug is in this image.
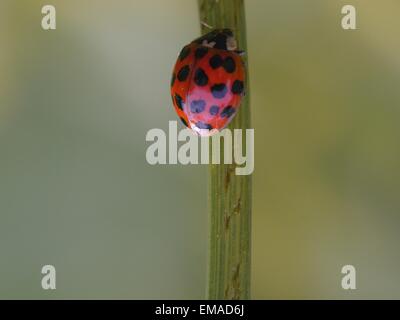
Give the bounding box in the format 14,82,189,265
170,29,246,136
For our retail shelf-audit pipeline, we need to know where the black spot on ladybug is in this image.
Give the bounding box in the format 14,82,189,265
179,46,191,61
211,83,228,99
177,65,190,82
209,105,220,116
190,100,206,113
209,54,223,69
223,57,236,73
232,80,244,94
180,117,188,127
171,73,176,87
195,47,208,59
196,121,213,130
174,94,184,110
221,106,236,118
194,68,208,86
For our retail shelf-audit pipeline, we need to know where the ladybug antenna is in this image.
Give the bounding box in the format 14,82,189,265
201,21,214,30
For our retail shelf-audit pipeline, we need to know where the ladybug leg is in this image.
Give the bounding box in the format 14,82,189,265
200,21,214,30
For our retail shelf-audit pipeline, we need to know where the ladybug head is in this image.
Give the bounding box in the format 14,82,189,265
193,28,238,51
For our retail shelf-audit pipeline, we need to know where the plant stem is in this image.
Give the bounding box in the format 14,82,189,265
198,0,252,300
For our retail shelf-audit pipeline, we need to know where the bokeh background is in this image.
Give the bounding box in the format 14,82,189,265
1,0,399,299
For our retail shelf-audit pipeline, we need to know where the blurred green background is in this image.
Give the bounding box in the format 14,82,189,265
1,0,399,299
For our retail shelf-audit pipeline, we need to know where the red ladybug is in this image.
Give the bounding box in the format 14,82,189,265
170,29,245,136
